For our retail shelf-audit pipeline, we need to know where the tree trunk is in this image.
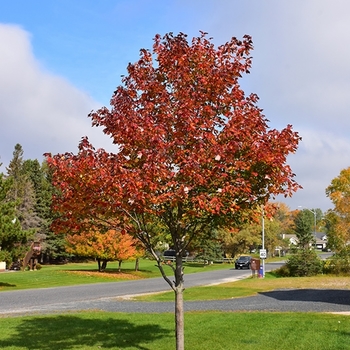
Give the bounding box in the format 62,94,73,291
134,258,139,271
101,259,107,271
174,255,185,350
97,258,101,271
118,260,122,272
175,286,185,350
150,245,185,350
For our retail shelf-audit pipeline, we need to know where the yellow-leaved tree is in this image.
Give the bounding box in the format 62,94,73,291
325,167,350,273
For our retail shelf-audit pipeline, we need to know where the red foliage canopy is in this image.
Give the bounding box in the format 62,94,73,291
46,31,300,257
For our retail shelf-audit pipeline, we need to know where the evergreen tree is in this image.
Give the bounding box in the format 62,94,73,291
38,161,67,262
285,208,323,277
6,144,40,232
1,145,67,265
294,209,314,248
189,227,224,263
0,174,31,266
22,159,67,263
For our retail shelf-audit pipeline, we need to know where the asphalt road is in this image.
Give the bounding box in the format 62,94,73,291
1,261,349,316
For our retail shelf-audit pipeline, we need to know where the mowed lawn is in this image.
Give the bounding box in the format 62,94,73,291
0,311,349,350
1,261,350,349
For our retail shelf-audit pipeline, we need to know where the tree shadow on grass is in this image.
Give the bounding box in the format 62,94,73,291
0,314,171,349
0,282,16,287
260,289,350,306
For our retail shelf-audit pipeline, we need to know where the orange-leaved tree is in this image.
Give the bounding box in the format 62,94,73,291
66,228,138,272
46,32,301,350
325,167,350,252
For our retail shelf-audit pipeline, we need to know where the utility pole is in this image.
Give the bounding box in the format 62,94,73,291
259,206,266,277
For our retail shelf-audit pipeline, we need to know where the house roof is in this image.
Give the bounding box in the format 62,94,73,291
282,232,327,244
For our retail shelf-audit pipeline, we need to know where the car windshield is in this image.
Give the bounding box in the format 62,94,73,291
238,256,250,261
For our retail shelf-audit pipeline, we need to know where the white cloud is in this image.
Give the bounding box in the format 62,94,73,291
277,128,350,210
0,24,111,168
202,0,350,211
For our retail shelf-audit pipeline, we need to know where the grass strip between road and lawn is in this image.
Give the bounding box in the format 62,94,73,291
0,310,349,350
134,273,350,301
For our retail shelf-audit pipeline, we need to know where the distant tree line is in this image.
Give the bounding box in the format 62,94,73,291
2,143,343,272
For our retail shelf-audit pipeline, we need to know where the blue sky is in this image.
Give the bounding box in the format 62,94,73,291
1,0,350,211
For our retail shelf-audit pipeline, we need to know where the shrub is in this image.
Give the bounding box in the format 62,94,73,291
285,249,323,277
0,251,12,268
323,251,350,275
274,264,290,277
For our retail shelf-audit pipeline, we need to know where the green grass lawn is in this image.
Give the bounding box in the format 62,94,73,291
0,259,234,291
0,311,348,350
1,261,350,349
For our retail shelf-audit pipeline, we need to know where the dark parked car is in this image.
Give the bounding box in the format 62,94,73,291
235,255,252,269
9,262,21,271
163,249,176,261
163,249,189,261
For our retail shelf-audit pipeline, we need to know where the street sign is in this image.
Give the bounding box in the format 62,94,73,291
259,249,267,259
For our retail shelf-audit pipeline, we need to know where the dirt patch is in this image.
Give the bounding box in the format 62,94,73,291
65,270,142,280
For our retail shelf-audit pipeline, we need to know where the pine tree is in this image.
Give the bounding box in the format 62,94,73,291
22,159,66,263
0,174,31,266
6,144,40,232
294,210,314,248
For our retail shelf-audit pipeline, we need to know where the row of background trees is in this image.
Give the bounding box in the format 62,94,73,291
0,144,145,270
1,143,344,270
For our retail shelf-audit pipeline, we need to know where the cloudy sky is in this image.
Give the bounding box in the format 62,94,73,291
1,0,350,212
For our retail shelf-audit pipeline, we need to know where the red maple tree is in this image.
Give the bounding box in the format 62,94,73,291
46,32,301,350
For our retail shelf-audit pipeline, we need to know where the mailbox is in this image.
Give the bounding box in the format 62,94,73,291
250,258,260,271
